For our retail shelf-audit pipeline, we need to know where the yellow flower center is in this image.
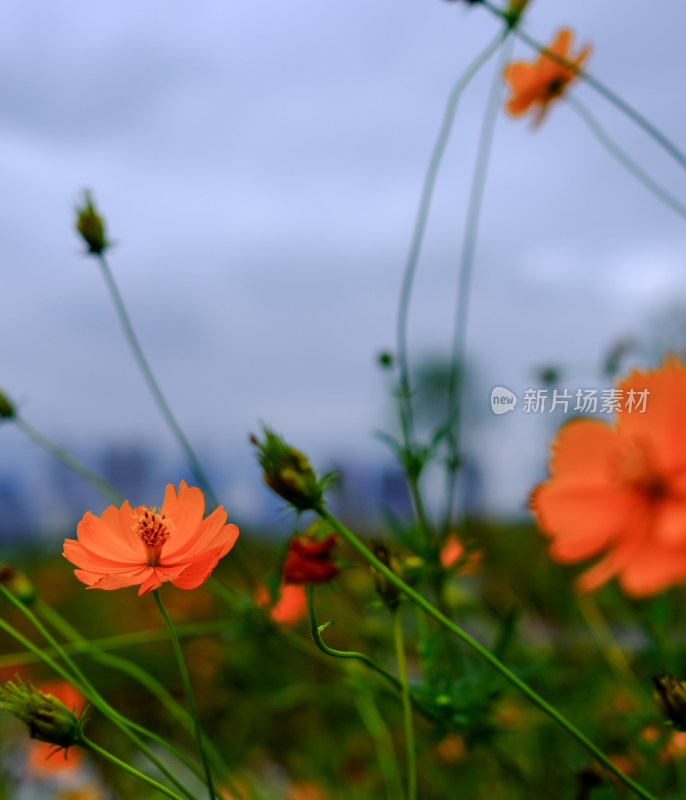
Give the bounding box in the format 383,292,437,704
133,507,174,566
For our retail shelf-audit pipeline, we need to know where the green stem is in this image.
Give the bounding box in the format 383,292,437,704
314,505,659,800
97,254,255,590
395,30,506,534
97,254,217,507
82,735,187,800
37,602,239,795
353,688,406,800
154,590,217,800
305,585,401,692
0,585,198,800
392,610,416,800
0,619,233,669
13,416,124,505
478,0,686,174
575,593,645,698
442,34,514,539
566,94,686,222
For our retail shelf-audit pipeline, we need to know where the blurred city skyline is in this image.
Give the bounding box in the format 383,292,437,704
2,0,686,530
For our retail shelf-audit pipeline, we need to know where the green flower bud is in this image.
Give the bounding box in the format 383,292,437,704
378,351,393,369
370,542,401,611
0,391,15,419
251,427,323,511
75,190,109,255
0,566,36,605
653,672,686,729
504,0,529,28
0,679,87,751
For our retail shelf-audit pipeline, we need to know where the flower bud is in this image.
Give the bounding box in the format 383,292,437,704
75,191,109,255
370,542,401,610
252,427,323,511
0,391,15,419
504,0,529,27
0,566,36,605
377,351,393,369
653,672,686,729
0,679,86,751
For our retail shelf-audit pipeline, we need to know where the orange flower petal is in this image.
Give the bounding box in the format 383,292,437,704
548,29,572,59
535,359,686,596
161,481,206,544
548,418,616,479
75,504,142,562
617,361,686,475
535,483,635,561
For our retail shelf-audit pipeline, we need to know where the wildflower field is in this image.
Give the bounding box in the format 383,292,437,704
3,1,686,798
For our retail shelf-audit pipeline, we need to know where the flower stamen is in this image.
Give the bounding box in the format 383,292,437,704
133,507,173,566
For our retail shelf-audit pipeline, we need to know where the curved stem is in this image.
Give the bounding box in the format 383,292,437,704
442,34,514,538
392,609,416,800
13,416,124,505
314,504,659,800
97,254,217,508
305,585,401,692
82,735,187,800
566,94,686,222
154,590,217,800
479,0,686,174
395,30,506,532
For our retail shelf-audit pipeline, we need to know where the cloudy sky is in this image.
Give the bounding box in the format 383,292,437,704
2,0,686,523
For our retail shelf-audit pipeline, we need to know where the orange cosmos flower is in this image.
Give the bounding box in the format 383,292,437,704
532,360,686,596
503,28,591,125
63,481,239,596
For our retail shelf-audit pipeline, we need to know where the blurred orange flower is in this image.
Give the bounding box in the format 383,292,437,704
532,360,686,596
503,28,591,125
440,534,482,573
255,583,307,626
63,481,239,595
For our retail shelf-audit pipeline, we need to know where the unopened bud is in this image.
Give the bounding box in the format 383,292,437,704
75,191,109,255
252,427,323,511
0,391,15,419
0,679,87,751
0,566,35,605
653,672,686,729
371,542,401,611
504,0,529,27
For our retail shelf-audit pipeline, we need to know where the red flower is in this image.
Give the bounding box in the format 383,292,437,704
283,534,339,584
